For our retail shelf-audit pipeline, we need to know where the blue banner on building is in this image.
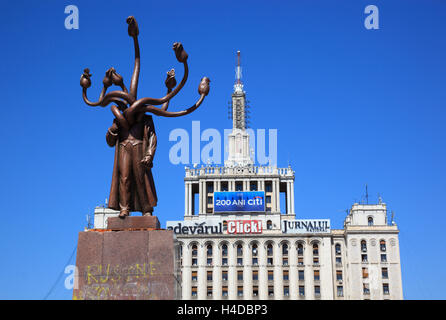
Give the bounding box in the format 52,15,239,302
214,191,265,212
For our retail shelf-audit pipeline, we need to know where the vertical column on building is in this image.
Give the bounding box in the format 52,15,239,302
182,242,192,299
305,240,314,300
198,180,203,215
321,237,334,300
286,181,291,214
213,242,222,300
271,180,276,213
275,179,280,212
289,241,298,299
290,180,295,214
258,241,268,299
274,241,283,300
188,182,193,215
198,242,206,300
215,179,220,192
184,182,188,216
259,179,265,191
244,241,252,299
228,240,236,299
203,180,208,215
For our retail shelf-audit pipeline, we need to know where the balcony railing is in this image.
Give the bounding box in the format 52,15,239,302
185,165,294,178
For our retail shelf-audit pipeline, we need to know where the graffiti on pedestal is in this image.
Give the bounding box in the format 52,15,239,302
73,262,172,300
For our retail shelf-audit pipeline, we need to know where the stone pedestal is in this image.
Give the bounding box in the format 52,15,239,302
73,216,179,300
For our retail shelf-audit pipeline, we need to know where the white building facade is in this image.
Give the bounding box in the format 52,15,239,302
166,52,403,300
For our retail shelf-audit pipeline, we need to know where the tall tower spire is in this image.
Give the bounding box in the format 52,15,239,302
225,50,253,167
234,51,244,93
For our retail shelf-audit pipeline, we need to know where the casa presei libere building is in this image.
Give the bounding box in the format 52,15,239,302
166,51,403,300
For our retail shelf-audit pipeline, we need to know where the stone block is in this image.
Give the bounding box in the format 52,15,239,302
73,222,177,300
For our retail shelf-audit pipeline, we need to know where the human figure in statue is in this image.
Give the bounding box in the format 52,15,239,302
106,113,157,217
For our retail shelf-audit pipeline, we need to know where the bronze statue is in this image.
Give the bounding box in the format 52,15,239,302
80,16,210,218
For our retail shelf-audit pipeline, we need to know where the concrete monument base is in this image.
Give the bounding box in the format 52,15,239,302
73,215,179,300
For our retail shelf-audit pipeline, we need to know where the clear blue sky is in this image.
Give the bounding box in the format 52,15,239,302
0,0,444,299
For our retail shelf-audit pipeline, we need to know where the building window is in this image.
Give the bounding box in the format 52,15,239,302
362,254,368,263
268,270,274,281
192,244,198,256
253,286,259,297
363,283,370,295
265,182,272,192
221,181,228,191
222,286,228,297
237,257,243,266
313,243,319,256
207,258,212,266
267,243,273,256
268,286,274,297
222,271,228,281
284,286,290,296
192,258,198,266
380,240,387,252
207,286,212,297
207,183,214,193
252,257,258,266
336,257,342,265
252,244,258,256
335,243,341,255
297,243,304,256
237,244,243,256
383,283,390,295
381,254,387,263
298,257,304,266
222,244,228,256
299,286,305,297
283,257,289,266
282,244,289,255
314,286,321,297
237,286,243,297
207,244,213,256
223,221,227,232
337,286,344,297
250,181,258,191
336,270,343,281
362,267,369,279
361,240,367,252
192,271,197,282
283,270,289,281
267,220,273,230
207,196,213,204
207,271,212,281
267,257,273,266
192,286,197,297
253,270,259,281
382,267,389,279
368,217,374,226
235,181,243,191
237,271,243,281
314,270,320,281
222,258,228,266
298,270,305,281
266,196,271,204
313,257,319,265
